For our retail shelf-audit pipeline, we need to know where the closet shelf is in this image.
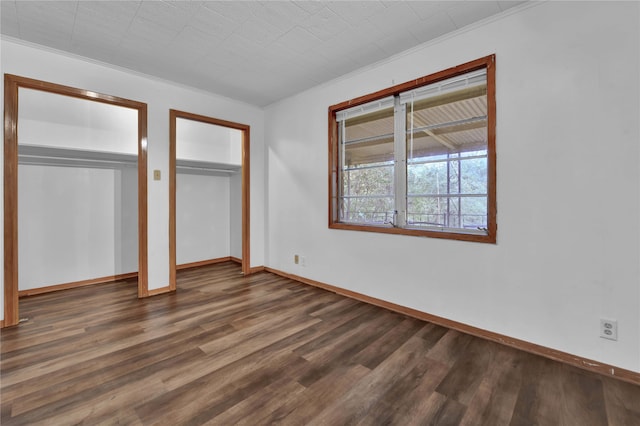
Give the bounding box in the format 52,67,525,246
176,158,241,175
18,144,138,169
18,145,242,175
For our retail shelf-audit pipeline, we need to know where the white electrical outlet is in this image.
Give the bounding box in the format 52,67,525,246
600,318,618,341
300,256,306,267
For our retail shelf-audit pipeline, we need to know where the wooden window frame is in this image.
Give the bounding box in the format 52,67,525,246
328,55,496,243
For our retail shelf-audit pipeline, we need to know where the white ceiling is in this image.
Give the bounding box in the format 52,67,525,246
1,1,524,107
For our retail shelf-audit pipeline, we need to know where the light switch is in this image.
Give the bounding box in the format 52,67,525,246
153,170,161,180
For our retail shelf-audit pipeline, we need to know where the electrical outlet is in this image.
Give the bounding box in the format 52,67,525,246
300,256,306,267
294,254,299,265
600,318,618,341
153,169,161,180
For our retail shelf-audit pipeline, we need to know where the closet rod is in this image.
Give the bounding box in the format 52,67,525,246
18,155,137,169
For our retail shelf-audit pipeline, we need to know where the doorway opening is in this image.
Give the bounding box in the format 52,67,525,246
3,74,148,328
169,110,250,288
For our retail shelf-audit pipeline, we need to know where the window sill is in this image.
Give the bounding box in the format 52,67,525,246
329,221,496,243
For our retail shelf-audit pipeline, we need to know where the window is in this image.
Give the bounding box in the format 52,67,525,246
329,55,496,243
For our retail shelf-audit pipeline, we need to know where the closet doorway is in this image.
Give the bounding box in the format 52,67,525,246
169,110,250,287
3,74,148,328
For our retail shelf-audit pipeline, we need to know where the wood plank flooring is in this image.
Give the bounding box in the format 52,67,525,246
1,262,639,425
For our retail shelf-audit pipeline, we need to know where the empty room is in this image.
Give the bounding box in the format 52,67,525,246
1,1,639,424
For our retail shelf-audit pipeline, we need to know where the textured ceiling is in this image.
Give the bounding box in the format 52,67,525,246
1,1,524,106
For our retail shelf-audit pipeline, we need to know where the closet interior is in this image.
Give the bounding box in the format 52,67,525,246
17,88,139,294
175,117,243,268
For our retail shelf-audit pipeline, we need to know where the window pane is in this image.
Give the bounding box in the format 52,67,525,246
405,70,487,231
460,156,487,194
461,196,488,229
406,196,448,227
340,196,394,224
338,105,395,224
343,107,394,166
407,162,447,195
343,164,393,195
407,196,462,228
407,195,487,230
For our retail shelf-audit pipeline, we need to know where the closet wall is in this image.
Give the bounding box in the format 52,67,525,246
229,173,242,260
17,89,138,291
176,173,230,264
176,118,242,265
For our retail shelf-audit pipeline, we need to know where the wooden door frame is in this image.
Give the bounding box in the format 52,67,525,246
3,74,149,327
169,109,251,287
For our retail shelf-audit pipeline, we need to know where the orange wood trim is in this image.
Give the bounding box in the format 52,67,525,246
248,266,265,274
327,55,497,244
486,55,497,243
2,74,147,110
0,320,5,328
329,55,494,112
168,109,252,283
328,108,338,230
18,272,138,297
3,74,149,320
176,257,232,270
265,267,640,386
230,257,242,264
168,110,250,132
4,74,19,327
138,104,149,298
169,110,177,291
147,286,173,297
241,124,251,275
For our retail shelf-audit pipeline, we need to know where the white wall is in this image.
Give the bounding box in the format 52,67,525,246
176,118,242,165
19,88,138,154
1,37,266,318
19,165,137,290
265,1,640,372
176,173,230,265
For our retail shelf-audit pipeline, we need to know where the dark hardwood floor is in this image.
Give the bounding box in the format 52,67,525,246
1,262,639,425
